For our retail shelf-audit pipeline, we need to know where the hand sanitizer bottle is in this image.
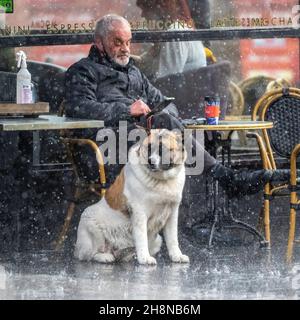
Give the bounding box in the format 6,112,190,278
16,51,33,104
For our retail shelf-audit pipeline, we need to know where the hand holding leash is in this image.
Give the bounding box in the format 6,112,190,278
146,96,175,118
130,99,151,117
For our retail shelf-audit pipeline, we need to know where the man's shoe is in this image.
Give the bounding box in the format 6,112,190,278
207,163,289,198
269,169,292,182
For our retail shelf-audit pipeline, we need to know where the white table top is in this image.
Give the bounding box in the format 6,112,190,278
0,115,104,131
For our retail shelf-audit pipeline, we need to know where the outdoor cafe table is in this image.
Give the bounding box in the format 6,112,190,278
187,119,273,131
186,119,273,248
0,114,104,166
0,115,104,131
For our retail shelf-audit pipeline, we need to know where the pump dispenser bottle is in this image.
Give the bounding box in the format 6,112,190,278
16,51,33,104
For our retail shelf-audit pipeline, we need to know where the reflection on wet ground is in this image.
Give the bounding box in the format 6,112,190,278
0,228,300,300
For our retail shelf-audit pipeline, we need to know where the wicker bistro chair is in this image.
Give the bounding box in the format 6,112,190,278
250,87,300,255
54,101,107,250
239,75,276,115
238,75,291,115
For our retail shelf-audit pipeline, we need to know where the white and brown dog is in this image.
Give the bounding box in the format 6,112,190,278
74,129,189,265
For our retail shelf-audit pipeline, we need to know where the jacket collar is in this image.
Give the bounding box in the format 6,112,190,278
88,45,134,71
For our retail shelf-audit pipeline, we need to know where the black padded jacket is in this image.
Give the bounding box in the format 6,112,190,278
65,45,164,128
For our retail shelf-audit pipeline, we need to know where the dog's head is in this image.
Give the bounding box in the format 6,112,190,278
137,129,187,178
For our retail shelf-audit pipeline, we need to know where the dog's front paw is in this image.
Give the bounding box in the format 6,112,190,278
93,253,116,263
137,255,157,265
170,253,190,263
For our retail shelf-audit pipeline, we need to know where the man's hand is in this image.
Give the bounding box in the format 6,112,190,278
130,99,151,117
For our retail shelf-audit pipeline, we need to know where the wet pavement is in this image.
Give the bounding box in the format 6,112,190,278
0,171,299,300
0,217,300,300
1,142,299,300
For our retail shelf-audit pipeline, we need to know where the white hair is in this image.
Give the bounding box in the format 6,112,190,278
94,14,131,41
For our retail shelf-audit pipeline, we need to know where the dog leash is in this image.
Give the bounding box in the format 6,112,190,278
135,115,153,136
146,115,153,133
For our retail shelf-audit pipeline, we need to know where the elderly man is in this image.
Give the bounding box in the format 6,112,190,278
65,14,286,196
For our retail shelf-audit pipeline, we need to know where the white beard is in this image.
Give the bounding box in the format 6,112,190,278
113,56,130,66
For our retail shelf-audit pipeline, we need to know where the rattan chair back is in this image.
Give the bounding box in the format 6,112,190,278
253,88,300,160
266,93,300,158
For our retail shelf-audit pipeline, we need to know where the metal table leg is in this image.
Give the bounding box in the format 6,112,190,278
194,132,268,248
208,180,219,248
